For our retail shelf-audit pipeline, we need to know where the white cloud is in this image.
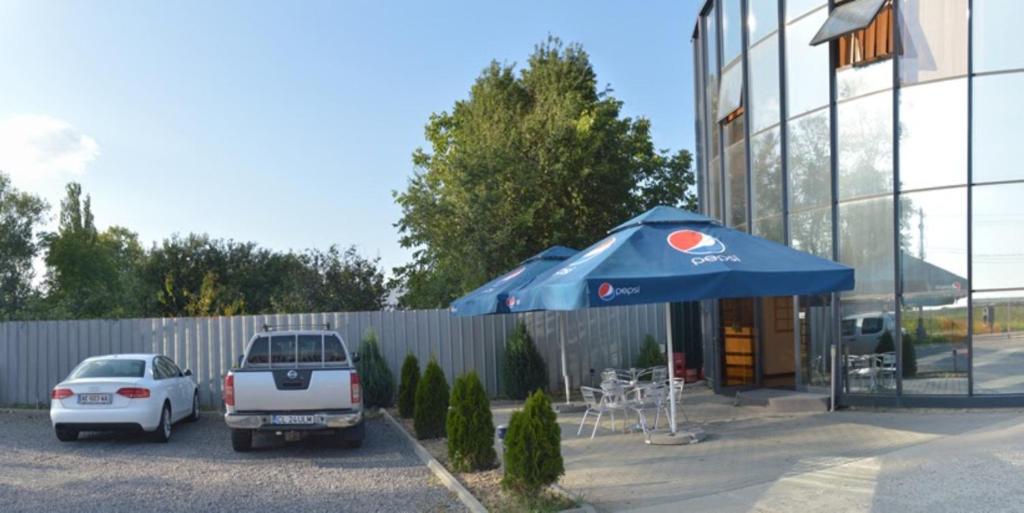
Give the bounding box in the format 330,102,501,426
0,114,99,182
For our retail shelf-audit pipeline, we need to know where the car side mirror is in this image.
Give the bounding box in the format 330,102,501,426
184,369,193,377
351,352,360,363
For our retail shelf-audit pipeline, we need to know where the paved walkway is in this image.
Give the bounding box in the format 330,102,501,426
494,388,1024,513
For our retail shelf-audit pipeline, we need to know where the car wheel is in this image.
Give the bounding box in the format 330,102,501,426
55,427,78,442
187,393,200,422
231,429,253,452
151,403,172,443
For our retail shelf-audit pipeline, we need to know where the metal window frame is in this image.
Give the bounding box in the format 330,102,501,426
966,0,975,397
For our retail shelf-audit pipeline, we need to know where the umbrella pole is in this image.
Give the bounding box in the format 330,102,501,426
560,314,571,405
666,302,677,434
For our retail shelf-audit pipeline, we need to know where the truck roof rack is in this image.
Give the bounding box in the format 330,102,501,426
260,322,332,332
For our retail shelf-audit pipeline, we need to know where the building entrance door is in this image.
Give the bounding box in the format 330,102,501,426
720,298,756,386
760,297,796,388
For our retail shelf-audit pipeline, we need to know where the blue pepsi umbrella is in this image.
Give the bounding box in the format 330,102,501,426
449,245,578,317
506,206,854,436
506,206,854,311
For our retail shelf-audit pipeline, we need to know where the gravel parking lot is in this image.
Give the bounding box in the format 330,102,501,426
0,410,465,513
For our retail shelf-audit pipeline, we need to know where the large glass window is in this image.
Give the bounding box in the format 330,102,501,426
724,116,748,231
837,58,893,101
899,188,968,395
722,0,743,65
751,127,783,243
748,0,779,44
708,156,723,221
899,79,967,191
973,73,1024,184
749,33,781,134
972,290,1024,394
973,183,1024,290
786,8,831,117
799,294,833,390
899,0,968,85
790,207,833,259
788,109,832,210
974,0,1024,73
786,0,826,22
839,195,896,395
706,9,720,159
837,91,893,200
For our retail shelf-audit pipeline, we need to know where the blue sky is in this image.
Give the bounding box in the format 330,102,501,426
0,0,701,273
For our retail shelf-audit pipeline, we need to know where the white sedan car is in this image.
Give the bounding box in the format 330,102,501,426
50,353,199,442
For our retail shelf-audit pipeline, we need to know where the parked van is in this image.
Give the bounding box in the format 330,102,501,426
841,312,900,355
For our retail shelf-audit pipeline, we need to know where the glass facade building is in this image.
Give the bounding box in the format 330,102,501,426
692,0,1024,406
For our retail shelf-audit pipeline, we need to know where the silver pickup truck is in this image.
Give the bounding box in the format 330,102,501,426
223,327,363,452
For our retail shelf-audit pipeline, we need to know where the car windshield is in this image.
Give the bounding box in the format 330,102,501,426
71,359,146,379
861,317,884,335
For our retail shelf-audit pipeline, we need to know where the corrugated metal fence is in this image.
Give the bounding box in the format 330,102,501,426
0,305,667,408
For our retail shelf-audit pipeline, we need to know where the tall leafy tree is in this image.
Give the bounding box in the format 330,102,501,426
394,37,695,308
42,183,145,319
0,172,48,320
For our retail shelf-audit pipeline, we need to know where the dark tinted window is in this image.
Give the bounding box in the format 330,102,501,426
154,357,177,380
841,319,857,336
72,359,146,379
247,336,270,364
324,335,347,363
298,335,323,364
861,317,884,335
271,335,296,364
163,357,183,377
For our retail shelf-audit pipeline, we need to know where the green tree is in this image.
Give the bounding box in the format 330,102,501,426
397,353,420,418
42,183,145,319
446,372,496,472
502,390,564,494
394,37,695,308
0,172,48,320
634,335,664,370
414,358,449,439
356,328,395,408
502,322,547,400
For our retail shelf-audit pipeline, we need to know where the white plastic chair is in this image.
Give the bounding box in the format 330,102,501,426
578,386,628,439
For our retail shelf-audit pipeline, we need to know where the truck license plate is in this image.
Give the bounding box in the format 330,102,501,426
272,415,316,425
78,393,111,405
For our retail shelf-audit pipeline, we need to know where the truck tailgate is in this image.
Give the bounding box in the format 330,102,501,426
233,368,353,411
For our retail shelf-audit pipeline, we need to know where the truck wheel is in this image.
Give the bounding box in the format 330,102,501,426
187,393,200,422
231,429,254,452
336,421,364,448
55,427,79,442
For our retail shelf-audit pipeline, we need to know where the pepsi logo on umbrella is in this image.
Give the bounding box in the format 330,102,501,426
667,229,726,255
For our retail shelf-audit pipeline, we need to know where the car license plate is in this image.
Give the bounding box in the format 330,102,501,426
78,393,111,405
272,415,316,425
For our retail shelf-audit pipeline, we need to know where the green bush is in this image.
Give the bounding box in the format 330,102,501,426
397,353,420,418
502,322,547,400
873,330,918,378
414,358,449,439
446,372,496,472
356,329,394,408
633,334,664,369
502,389,564,494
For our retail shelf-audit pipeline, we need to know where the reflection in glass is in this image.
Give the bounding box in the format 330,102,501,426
786,108,827,209
708,157,722,221
722,0,743,66
705,10,720,159
749,34,781,134
790,207,832,259
838,91,893,200
748,0,779,44
788,109,832,210
974,0,1024,73
724,117,748,231
718,61,744,122
799,294,833,390
973,73,1024,184
972,290,1024,394
899,0,968,84
751,128,783,243
786,8,831,117
839,195,896,396
837,58,893,100
973,183,1024,290
786,0,826,22
899,79,967,191
900,188,968,395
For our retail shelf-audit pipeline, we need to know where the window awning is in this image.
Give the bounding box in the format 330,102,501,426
810,0,887,46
